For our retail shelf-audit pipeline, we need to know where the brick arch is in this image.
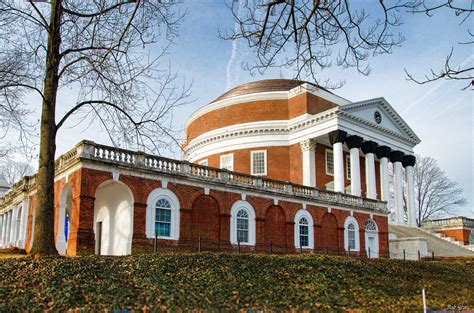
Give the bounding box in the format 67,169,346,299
191,194,220,241
264,205,287,246
319,212,339,252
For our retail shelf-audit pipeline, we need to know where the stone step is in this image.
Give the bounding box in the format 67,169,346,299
389,225,474,257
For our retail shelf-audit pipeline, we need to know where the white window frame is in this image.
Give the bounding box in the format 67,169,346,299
198,159,208,166
220,153,234,171
344,216,360,252
346,155,351,180
145,188,180,240
325,149,334,176
230,200,256,246
294,209,314,249
250,150,267,176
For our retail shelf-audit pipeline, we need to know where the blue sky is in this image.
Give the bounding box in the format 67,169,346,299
21,1,474,216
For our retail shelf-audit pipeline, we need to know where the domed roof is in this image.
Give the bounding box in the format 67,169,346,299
212,79,330,103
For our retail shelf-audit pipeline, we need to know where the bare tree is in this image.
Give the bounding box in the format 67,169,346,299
223,0,472,89
222,0,410,88
0,0,191,257
0,158,35,187
404,1,473,90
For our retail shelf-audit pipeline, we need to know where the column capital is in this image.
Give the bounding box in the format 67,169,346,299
376,146,391,159
345,135,363,149
390,150,405,163
300,139,316,152
328,130,347,145
361,141,378,154
402,155,416,168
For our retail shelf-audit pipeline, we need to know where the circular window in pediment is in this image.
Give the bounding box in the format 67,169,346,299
374,111,382,124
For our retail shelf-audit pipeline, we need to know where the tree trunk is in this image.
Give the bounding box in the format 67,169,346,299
30,0,62,258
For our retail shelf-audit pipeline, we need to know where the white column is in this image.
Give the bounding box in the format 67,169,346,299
300,139,316,187
362,141,378,199
6,211,11,246
380,157,390,199
1,214,6,247
10,206,18,246
345,135,363,197
365,153,376,199
350,148,361,196
333,142,345,193
19,197,30,249
403,155,417,227
393,161,404,225
405,166,416,227
0,214,4,247
329,130,347,193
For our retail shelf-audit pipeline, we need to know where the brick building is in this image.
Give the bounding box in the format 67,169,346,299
0,79,420,257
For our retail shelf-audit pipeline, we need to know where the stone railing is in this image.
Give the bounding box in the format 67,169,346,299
1,140,388,213
421,217,474,230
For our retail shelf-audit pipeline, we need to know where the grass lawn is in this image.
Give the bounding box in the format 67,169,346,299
0,253,472,311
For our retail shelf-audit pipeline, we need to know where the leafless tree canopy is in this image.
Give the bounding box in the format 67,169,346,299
223,0,472,89
0,158,35,187
410,155,466,225
403,1,473,90
0,0,191,155
222,0,410,88
0,0,190,256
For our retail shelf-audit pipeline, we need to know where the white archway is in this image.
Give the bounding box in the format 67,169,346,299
364,219,379,258
56,184,72,255
94,180,134,256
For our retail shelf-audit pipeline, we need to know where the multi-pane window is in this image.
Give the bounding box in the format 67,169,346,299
236,209,249,243
220,154,233,171
365,220,377,232
347,223,356,250
155,198,172,237
299,217,309,247
326,149,334,175
251,150,266,175
346,155,351,180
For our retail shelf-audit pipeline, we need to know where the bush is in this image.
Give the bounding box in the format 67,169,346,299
0,253,472,311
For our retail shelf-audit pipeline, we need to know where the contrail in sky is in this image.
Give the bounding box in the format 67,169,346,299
226,0,245,91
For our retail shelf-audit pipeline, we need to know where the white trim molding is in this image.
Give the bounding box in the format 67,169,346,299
145,188,180,241
250,150,267,176
294,209,314,249
344,215,360,252
230,200,256,246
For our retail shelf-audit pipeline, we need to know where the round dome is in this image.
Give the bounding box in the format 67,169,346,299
212,79,328,103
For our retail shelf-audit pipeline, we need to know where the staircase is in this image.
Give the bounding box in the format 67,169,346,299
389,225,474,257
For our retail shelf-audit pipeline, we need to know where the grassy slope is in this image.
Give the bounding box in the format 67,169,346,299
0,253,472,311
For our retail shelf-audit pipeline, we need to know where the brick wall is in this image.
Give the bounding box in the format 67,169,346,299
22,167,387,256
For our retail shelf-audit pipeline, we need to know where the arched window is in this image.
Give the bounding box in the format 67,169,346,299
365,220,377,232
344,216,360,252
155,198,172,237
230,200,256,245
236,209,249,243
294,209,314,249
347,223,356,250
145,188,180,240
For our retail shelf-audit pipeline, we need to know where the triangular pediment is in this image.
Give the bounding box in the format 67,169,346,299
340,98,420,144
